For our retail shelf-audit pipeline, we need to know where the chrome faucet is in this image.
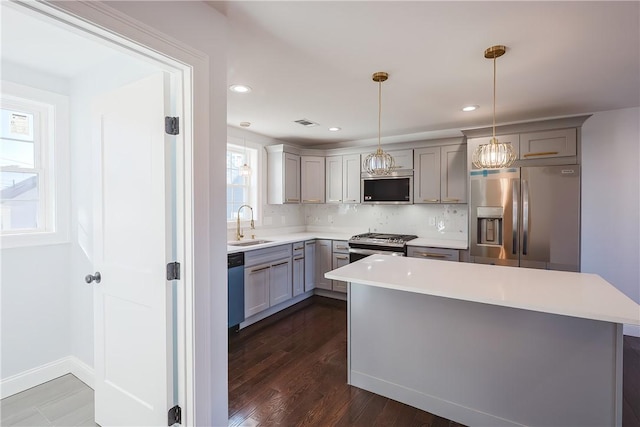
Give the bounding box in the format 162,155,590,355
236,204,255,241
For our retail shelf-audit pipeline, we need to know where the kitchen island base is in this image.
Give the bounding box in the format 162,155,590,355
348,283,622,427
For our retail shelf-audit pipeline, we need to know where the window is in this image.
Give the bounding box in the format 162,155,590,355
0,82,69,247
226,142,258,224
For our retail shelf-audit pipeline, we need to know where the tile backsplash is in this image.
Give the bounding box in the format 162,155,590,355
234,203,468,241
304,203,467,240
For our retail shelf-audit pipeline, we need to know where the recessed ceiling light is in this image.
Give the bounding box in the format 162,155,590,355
229,84,252,94
328,127,341,132
462,105,479,112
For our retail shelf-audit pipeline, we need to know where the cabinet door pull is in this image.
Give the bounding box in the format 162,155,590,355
335,255,349,260
286,198,300,202
523,151,559,158
423,198,439,202
328,199,342,202
293,257,304,261
345,199,357,202
250,265,270,273
305,241,315,245
335,246,348,250
272,261,289,267
418,253,448,258
442,198,460,202
303,199,322,202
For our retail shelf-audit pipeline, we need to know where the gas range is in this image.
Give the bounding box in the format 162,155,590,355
348,232,418,249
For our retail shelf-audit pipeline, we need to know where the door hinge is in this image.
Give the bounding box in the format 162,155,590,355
167,262,181,280
165,116,179,135
168,405,181,425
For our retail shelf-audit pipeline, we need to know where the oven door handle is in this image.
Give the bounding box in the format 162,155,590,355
348,247,405,256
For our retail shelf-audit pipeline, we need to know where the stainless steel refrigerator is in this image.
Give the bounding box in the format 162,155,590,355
470,165,580,271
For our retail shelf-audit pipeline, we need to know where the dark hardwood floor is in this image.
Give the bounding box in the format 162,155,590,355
229,296,640,427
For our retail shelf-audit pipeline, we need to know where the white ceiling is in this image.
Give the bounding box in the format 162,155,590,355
212,1,640,147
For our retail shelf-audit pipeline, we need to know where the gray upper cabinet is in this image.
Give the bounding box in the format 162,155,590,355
519,128,576,160
267,150,300,204
415,144,466,204
342,154,361,203
414,147,441,203
325,156,343,204
326,154,361,204
440,145,467,203
301,156,325,204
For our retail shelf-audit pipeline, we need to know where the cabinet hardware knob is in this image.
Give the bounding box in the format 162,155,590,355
85,272,101,284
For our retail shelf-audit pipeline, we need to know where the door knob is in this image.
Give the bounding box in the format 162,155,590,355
85,272,101,284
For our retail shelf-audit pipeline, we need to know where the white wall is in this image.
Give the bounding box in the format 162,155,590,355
581,107,640,336
0,63,72,381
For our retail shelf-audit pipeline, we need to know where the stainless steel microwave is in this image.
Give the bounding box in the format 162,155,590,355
361,171,413,204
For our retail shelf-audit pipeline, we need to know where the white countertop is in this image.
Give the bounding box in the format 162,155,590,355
325,254,640,325
227,231,354,253
228,231,468,253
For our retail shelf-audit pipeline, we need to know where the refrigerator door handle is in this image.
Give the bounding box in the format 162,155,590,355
522,179,529,255
512,179,518,255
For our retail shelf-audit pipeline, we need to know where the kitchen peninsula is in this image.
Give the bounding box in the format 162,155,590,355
326,255,640,427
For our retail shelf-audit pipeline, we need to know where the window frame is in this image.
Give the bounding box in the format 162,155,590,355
226,138,260,228
0,81,69,248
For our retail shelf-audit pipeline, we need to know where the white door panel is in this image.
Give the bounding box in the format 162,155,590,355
91,72,173,426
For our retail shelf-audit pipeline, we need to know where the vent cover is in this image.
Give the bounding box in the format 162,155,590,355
294,119,319,127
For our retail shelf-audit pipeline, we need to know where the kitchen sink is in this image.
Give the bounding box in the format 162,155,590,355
228,239,273,247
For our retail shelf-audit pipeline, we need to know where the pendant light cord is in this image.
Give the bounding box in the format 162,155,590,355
492,55,496,141
378,79,382,148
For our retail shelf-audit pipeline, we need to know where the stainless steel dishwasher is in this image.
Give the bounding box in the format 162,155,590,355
227,252,245,329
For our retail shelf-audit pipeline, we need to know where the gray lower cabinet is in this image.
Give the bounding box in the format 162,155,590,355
292,242,304,297
304,240,316,291
269,258,292,306
407,246,459,262
244,244,293,318
315,239,333,290
332,240,349,293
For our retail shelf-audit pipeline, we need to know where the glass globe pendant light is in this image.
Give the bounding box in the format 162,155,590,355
363,72,395,175
472,45,517,169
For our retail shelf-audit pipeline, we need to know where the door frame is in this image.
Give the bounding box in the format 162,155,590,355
12,1,208,425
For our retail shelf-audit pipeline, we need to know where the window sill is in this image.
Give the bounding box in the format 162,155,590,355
1,230,70,249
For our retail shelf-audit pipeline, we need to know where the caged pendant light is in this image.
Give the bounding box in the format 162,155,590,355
363,72,395,175
472,45,517,169
239,121,252,177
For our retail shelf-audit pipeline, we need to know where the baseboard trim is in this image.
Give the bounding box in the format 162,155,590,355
1,356,94,399
350,370,522,427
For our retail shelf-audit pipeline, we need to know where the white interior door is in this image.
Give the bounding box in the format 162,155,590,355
91,72,174,426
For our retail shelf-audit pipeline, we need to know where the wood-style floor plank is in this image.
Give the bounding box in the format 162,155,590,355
229,296,640,427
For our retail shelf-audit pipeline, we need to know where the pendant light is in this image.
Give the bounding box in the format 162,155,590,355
239,121,252,177
363,72,395,175
472,45,517,169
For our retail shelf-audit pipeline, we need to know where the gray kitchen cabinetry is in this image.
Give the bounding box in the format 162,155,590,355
292,241,304,297
467,125,579,170
301,156,325,203
519,128,576,160
315,239,333,290
326,154,361,204
361,149,413,171
407,246,459,262
267,149,300,204
414,144,466,204
304,240,316,292
331,240,350,293
244,244,293,317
